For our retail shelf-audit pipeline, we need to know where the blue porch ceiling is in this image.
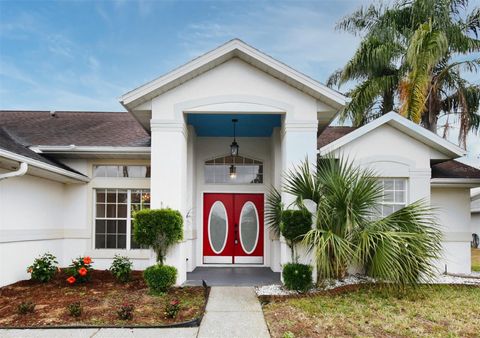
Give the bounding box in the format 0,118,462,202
187,114,282,137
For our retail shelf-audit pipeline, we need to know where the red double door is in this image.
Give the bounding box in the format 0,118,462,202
203,193,264,264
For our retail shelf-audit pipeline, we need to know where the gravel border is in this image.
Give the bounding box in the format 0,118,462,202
255,273,480,296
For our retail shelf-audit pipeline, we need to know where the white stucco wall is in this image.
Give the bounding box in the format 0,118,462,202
0,174,67,286
0,158,153,287
329,123,472,275
431,187,472,274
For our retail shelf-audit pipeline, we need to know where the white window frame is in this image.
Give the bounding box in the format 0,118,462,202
377,178,408,217
93,188,150,250
93,165,151,178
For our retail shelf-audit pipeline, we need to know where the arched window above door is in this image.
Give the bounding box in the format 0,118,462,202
205,155,263,184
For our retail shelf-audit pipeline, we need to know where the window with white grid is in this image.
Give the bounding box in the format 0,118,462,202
94,189,150,250
375,179,407,217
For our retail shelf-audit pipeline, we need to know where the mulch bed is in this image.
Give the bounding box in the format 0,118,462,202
0,270,207,328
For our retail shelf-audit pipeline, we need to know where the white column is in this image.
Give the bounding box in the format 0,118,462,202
280,120,318,269
150,119,188,284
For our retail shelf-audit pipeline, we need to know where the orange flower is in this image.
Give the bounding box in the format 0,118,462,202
78,267,88,276
67,276,76,284
27,268,33,273
83,256,92,265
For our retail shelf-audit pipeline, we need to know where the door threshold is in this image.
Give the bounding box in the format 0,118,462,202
200,264,268,268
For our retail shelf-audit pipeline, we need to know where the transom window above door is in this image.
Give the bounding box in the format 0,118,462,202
205,155,263,184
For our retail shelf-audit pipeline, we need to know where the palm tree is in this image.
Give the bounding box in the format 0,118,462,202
329,0,480,146
278,157,442,288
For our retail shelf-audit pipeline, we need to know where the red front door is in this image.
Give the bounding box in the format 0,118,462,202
203,193,264,264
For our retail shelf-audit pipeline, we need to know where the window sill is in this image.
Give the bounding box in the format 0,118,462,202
85,249,152,260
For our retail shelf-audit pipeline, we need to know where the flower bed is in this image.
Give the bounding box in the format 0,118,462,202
0,270,207,328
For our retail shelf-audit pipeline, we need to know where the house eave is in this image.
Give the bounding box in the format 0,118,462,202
431,178,480,188
319,112,465,158
30,146,151,159
119,39,348,111
0,149,89,183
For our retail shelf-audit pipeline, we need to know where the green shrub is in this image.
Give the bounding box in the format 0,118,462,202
17,301,35,314
143,264,177,293
281,210,312,261
27,253,58,282
67,302,82,317
110,255,133,283
283,263,313,292
133,209,183,265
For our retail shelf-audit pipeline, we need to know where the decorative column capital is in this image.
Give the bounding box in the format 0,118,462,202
150,119,188,138
281,120,318,137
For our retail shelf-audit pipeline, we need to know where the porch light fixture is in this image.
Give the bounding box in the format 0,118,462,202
229,164,237,179
230,119,239,157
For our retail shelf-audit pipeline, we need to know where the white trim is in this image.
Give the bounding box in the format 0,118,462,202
431,178,480,188
207,201,229,254
0,148,89,182
234,256,263,264
120,39,347,110
238,201,260,255
203,256,232,264
30,145,151,156
319,112,465,158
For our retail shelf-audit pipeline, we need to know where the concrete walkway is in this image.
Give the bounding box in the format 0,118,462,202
197,286,270,338
1,287,270,338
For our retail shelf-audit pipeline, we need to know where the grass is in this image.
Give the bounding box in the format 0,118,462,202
472,248,480,272
262,284,480,337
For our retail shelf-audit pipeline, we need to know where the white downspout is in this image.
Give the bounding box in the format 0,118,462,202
0,162,28,180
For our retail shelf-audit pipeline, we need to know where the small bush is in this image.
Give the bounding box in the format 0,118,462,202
283,263,313,293
117,303,134,320
17,301,35,315
67,302,82,317
27,252,58,282
133,208,183,264
165,299,180,318
281,210,312,243
143,264,177,293
66,256,93,284
110,255,133,283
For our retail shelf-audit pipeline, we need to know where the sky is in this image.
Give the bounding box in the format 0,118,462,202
0,0,479,165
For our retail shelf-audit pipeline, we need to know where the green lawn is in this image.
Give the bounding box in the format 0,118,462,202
472,248,480,272
263,285,480,338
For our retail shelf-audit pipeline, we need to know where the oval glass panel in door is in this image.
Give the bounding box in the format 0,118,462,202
208,201,228,254
239,202,259,254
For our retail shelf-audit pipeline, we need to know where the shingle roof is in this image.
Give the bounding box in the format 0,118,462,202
317,126,356,149
0,127,85,175
431,160,480,179
0,111,150,147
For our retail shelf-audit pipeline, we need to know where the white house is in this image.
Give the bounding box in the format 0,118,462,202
1,39,479,287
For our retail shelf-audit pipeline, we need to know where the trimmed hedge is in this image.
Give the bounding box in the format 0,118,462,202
280,210,311,244
133,208,183,264
283,263,313,292
143,264,177,293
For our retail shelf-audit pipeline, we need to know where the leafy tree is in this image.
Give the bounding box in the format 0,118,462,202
133,209,183,265
329,0,480,147
282,157,442,288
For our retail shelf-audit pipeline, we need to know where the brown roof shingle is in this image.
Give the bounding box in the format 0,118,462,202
431,160,480,179
0,127,85,175
0,111,150,147
317,126,356,149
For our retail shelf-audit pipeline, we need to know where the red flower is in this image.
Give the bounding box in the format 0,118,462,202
78,267,88,276
83,256,92,265
67,276,76,284
170,299,179,306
